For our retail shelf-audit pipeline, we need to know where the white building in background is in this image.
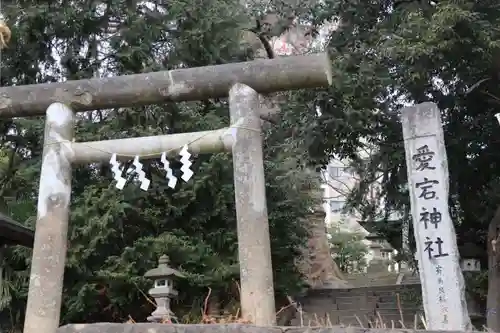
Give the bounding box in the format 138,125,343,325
322,159,359,231
321,159,399,272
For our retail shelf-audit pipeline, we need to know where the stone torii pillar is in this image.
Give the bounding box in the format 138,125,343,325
229,83,275,324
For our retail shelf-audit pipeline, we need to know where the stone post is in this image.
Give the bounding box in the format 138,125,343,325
24,103,74,333
401,102,470,330
228,83,276,326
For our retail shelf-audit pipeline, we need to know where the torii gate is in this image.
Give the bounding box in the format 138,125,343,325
0,53,331,333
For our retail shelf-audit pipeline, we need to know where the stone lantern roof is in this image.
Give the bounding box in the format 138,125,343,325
0,212,34,248
365,232,382,241
144,255,185,279
380,240,393,252
459,242,482,259
366,232,382,249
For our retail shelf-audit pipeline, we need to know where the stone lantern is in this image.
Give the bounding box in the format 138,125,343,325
144,254,185,323
459,242,481,272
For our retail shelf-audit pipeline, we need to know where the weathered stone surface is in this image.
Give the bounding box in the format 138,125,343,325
401,102,470,330
56,323,481,333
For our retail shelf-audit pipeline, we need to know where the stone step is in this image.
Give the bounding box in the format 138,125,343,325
334,297,379,305
373,311,404,318
375,307,421,314
377,295,397,302
339,316,366,326
336,298,377,305
336,302,368,310
335,293,378,299
372,315,420,324
375,303,416,309
402,274,420,283
335,309,374,318
365,286,408,292
376,316,421,325
333,291,372,297
335,294,367,300
375,301,398,308
337,304,376,311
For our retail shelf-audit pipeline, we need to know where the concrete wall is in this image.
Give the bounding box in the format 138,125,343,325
57,323,480,333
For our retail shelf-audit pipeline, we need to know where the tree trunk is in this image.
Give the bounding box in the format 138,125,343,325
241,14,348,289
298,203,350,288
487,206,500,330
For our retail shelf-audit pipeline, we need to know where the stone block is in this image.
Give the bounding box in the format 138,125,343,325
57,323,482,333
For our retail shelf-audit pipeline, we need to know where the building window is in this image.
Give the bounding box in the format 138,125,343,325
328,166,342,178
330,200,344,213
329,166,353,178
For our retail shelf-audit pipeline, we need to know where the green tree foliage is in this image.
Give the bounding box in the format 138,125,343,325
8,0,500,328
0,0,323,329
328,226,368,273
305,0,500,265
297,0,500,325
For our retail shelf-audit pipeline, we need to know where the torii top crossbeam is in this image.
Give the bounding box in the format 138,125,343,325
0,53,332,118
